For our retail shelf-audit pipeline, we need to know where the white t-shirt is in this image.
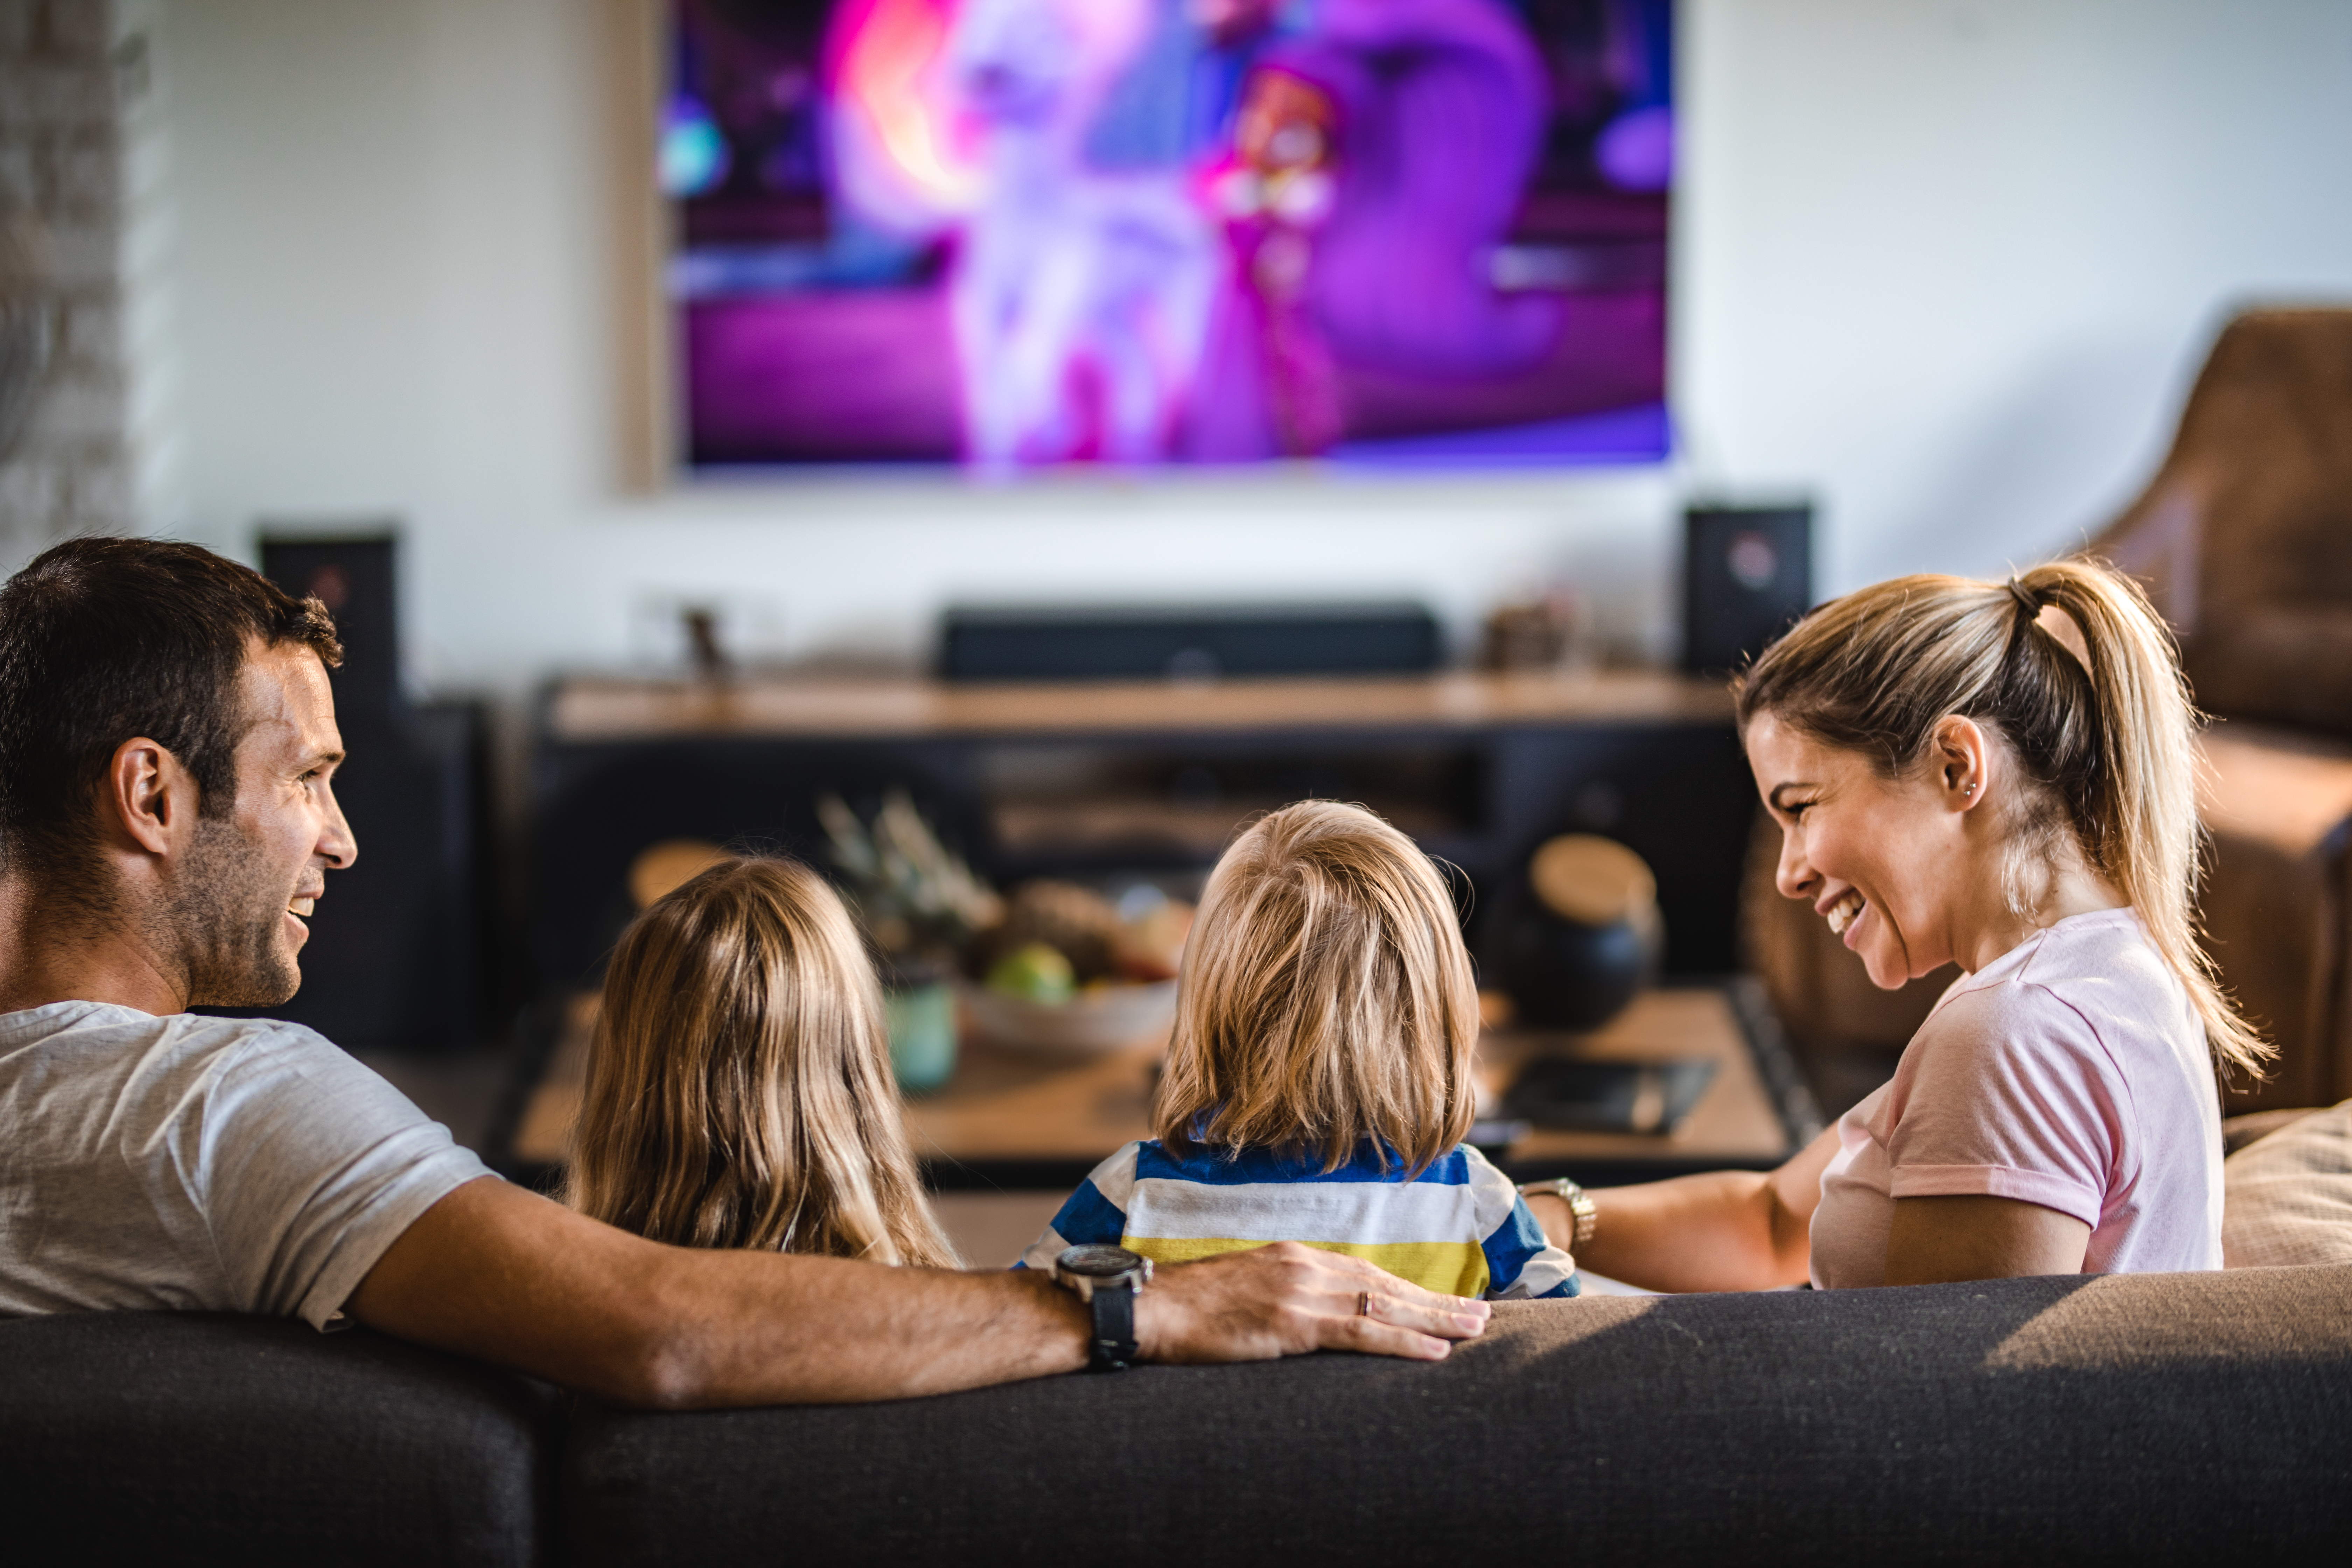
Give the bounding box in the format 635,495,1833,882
0,1002,494,1329
1810,908,2224,1289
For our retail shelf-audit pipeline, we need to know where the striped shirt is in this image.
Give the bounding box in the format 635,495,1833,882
1017,1139,1578,1300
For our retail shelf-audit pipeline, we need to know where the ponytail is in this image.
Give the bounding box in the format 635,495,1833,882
2019,561,2268,1078
1737,558,2270,1081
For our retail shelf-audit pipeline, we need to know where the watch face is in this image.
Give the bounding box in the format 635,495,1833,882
1057,1244,1144,1278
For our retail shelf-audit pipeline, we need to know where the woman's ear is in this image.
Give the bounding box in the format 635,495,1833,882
1930,714,1990,810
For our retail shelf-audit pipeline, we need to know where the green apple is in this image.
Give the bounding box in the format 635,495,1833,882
986,941,1076,1005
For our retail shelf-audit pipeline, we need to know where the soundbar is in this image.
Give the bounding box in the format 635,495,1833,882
939,602,1443,683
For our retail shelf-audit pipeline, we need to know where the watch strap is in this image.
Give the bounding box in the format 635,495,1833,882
1520,1177,1599,1250
1088,1281,1139,1372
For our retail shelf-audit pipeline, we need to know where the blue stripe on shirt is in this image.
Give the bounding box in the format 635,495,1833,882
1042,1175,1129,1249
1135,1142,1471,1188
1482,1195,1577,1297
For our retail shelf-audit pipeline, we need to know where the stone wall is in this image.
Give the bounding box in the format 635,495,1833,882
0,0,130,564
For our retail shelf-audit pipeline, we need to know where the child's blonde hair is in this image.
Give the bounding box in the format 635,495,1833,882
564,855,958,1267
1153,801,1481,1175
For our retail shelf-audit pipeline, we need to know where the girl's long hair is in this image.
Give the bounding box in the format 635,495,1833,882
564,855,959,1266
1735,556,2269,1080
1153,800,1481,1175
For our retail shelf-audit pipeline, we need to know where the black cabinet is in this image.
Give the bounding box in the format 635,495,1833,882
527,673,1754,991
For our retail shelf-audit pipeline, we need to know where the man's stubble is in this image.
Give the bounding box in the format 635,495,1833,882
168,812,302,1008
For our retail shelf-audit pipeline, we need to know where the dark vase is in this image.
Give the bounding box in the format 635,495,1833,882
1503,908,1659,1031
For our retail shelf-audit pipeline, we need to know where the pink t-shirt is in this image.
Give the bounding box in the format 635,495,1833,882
1809,907,2223,1288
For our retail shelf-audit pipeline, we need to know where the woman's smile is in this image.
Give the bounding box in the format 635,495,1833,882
1830,885,1901,978
1745,712,1954,988
1823,888,1865,939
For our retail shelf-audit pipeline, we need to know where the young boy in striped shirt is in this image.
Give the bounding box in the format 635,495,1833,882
1020,801,1576,1301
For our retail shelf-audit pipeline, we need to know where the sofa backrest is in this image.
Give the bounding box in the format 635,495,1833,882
561,1264,2352,1566
5,1266,2348,1566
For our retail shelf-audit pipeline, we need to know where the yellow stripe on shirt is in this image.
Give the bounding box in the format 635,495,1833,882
1125,1234,1491,1298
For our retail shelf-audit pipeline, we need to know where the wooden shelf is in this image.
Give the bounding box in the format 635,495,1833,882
524,664,1761,1020
547,668,1735,743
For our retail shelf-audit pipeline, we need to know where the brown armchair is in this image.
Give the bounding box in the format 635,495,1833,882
2098,307,2352,1112
1751,307,2352,1115
2098,309,2352,736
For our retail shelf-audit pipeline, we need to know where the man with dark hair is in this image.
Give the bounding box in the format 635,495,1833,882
0,538,1486,1405
0,538,350,997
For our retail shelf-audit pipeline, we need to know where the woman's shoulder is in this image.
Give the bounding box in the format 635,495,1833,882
1916,909,2191,1076
1939,909,2176,1020
1883,909,2219,1212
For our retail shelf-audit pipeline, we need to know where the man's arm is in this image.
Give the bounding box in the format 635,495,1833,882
346,1178,1490,1409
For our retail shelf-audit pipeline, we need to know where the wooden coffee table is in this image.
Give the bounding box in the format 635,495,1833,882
502,982,1817,1191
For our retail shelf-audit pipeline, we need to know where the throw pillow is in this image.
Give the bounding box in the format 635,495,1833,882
2221,1099,2352,1268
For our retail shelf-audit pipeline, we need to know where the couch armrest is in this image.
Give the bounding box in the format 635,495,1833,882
2198,722,2352,1110
0,1314,556,1566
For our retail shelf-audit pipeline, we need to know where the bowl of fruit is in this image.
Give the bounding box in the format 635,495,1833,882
962,881,1192,1055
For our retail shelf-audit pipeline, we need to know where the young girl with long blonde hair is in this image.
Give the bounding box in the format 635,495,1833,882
565,855,957,1268
1020,801,1577,1301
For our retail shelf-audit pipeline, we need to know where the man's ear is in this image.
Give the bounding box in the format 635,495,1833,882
104,737,198,857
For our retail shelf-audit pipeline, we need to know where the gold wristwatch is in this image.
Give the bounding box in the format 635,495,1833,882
1518,1177,1598,1250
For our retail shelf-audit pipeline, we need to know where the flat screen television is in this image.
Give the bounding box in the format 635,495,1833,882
666,0,1671,470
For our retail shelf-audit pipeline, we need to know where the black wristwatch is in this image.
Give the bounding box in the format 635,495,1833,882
1052,1244,1154,1371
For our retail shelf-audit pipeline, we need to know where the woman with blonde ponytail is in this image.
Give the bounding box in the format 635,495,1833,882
565,855,959,1270
1525,558,2261,1290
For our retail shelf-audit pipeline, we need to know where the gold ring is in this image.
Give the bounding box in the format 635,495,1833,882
1356,1290,1371,1317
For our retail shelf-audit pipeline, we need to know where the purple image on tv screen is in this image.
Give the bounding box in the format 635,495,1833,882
669,0,1671,469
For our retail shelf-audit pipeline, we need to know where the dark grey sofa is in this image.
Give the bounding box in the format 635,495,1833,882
5,1266,2349,1566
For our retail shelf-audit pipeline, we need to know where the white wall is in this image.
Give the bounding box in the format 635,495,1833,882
1679,0,2352,587
122,0,2352,696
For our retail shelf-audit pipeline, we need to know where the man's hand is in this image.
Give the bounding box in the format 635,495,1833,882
349,1182,1486,1408
1135,1241,1490,1364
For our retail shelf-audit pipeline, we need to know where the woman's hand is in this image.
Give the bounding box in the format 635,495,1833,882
1135,1241,1491,1363
1883,1195,2089,1285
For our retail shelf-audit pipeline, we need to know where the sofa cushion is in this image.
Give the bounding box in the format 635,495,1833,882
2225,1100,2352,1268
0,1313,553,1567
562,1266,2352,1567
2221,1106,2321,1156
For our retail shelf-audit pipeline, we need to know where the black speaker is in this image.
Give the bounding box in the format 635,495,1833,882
261,534,400,729
237,531,488,1053
940,602,1442,683
1681,504,1813,676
